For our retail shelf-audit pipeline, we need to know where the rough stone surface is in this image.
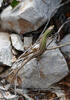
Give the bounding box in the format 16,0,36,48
1,0,61,33
24,37,32,48
17,40,68,89
59,34,70,58
3,92,18,100
0,32,12,66
10,34,24,51
0,0,3,7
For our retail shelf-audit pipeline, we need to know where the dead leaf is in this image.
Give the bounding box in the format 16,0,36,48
17,76,22,85
59,82,70,87
12,56,17,63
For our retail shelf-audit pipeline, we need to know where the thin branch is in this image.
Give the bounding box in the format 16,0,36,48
55,19,70,38
46,43,70,50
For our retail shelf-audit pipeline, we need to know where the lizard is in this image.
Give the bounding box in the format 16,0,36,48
3,25,54,84
16,25,54,73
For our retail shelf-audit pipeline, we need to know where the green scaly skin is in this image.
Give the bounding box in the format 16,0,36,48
39,25,54,56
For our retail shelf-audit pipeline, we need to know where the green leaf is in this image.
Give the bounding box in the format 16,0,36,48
11,0,20,8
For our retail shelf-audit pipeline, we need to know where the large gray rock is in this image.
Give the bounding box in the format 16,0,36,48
1,0,61,33
59,34,70,58
0,32,12,66
0,0,3,7
16,40,68,89
10,34,24,51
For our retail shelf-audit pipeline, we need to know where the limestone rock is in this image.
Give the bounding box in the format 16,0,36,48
24,37,32,48
1,0,61,33
10,34,24,51
0,32,12,66
0,0,3,7
59,34,70,58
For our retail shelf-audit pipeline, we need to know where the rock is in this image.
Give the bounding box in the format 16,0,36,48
24,37,32,48
0,91,18,100
3,92,18,100
0,0,3,7
0,32,12,66
14,40,68,89
58,34,70,58
1,0,61,33
10,34,24,51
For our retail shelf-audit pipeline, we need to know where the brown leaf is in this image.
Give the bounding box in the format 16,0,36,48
18,97,24,100
17,76,22,85
59,82,70,87
5,70,17,84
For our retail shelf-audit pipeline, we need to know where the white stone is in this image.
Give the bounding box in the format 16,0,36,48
24,37,32,48
59,34,70,58
1,0,61,33
0,32,12,66
0,0,3,7
10,34,24,51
